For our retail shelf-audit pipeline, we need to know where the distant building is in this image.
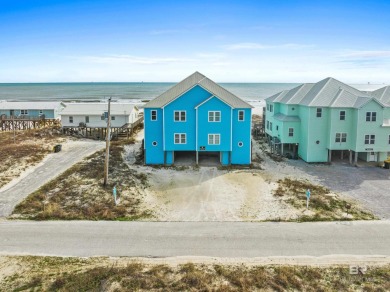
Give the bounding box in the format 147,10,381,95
0,101,64,119
60,102,139,128
264,77,390,164
143,72,253,165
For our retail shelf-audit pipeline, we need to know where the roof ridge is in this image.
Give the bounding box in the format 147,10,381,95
329,88,343,107
308,77,332,106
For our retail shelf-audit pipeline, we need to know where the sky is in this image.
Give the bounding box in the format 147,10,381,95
0,0,390,83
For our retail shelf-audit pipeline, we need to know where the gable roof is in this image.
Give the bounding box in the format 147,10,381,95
0,101,64,110
144,72,253,108
266,77,390,108
60,103,136,116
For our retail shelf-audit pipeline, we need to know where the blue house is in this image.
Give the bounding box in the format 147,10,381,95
0,101,64,119
143,72,253,165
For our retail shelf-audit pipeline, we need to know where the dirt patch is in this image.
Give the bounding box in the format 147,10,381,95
11,125,153,220
0,127,67,188
1,256,389,291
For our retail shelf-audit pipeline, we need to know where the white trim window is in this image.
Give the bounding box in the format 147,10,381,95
364,134,375,145
238,110,244,121
174,111,186,122
316,108,322,117
208,134,220,145
174,133,186,144
366,112,377,122
340,110,346,121
208,111,221,122
85,116,89,123
21,109,28,115
151,110,157,121
288,128,294,137
69,116,73,123
335,133,347,143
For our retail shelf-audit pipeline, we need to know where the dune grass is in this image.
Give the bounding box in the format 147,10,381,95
2,256,389,292
274,178,376,221
11,124,153,221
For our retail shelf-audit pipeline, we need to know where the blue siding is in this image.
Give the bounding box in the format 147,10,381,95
197,97,232,152
164,85,212,151
144,108,164,164
0,109,55,118
144,84,252,165
231,108,252,164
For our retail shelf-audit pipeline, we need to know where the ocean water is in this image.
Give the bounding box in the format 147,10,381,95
0,82,386,108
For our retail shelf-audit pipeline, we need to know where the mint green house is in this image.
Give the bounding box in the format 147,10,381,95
264,77,390,164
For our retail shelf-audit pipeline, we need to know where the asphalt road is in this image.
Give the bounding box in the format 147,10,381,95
0,221,389,258
0,140,105,217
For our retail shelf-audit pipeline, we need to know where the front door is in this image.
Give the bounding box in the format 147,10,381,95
369,152,376,162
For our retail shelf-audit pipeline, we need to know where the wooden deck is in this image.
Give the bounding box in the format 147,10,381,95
0,115,60,131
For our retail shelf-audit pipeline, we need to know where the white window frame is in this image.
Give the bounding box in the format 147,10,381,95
69,116,73,123
174,110,186,122
208,134,220,145
174,133,186,144
288,128,294,137
364,134,375,145
366,111,377,122
335,132,347,143
208,111,221,122
316,108,322,118
85,116,89,123
340,110,346,121
151,110,157,121
20,109,28,115
238,110,245,121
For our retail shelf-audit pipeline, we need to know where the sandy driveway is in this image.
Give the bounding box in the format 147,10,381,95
0,140,105,217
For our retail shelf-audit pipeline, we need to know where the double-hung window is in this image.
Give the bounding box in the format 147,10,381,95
85,116,89,123
316,108,322,118
238,110,244,121
174,111,186,122
340,111,346,120
21,109,28,115
69,116,73,123
364,134,375,145
151,110,157,121
366,112,377,122
174,133,186,144
208,111,221,122
288,128,294,137
335,133,347,143
208,134,220,145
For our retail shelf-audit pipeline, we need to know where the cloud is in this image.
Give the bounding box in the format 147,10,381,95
340,50,390,58
223,42,314,50
72,54,194,65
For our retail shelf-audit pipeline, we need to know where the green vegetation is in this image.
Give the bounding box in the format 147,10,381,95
2,256,389,291
274,178,376,221
11,125,153,220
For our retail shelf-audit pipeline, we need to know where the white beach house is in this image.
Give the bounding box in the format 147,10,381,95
60,102,139,128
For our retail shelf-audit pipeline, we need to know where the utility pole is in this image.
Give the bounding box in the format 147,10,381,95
103,97,112,186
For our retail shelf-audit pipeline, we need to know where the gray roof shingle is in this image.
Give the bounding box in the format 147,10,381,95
144,72,253,108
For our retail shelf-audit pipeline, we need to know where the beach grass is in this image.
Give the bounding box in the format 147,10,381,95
11,124,153,221
0,126,65,188
1,256,389,291
274,178,376,221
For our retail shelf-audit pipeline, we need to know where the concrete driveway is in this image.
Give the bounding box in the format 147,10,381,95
0,140,105,217
290,160,390,219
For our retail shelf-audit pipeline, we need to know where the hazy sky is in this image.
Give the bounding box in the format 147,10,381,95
1,0,390,83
